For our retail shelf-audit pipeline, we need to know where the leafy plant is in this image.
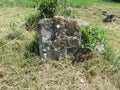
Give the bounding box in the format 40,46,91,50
34,0,68,19
34,0,58,19
81,25,106,52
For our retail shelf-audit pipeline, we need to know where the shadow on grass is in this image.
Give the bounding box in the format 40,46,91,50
24,35,39,58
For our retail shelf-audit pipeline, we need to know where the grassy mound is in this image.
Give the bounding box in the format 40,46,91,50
0,0,120,90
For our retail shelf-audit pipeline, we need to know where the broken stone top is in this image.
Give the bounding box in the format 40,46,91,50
37,16,81,60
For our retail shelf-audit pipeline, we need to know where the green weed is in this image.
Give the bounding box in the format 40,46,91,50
81,25,106,52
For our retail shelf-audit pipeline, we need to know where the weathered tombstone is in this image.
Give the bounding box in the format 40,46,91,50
37,16,81,60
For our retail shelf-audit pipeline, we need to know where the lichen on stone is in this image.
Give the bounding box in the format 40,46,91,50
37,16,81,60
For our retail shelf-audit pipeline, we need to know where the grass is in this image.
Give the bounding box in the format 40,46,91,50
68,0,120,7
0,0,34,7
68,0,102,7
0,0,120,8
0,0,120,90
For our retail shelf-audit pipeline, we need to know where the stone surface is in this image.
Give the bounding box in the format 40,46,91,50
37,16,81,60
95,44,105,54
76,19,88,26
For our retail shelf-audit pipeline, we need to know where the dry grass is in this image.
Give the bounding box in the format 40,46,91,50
0,4,120,90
